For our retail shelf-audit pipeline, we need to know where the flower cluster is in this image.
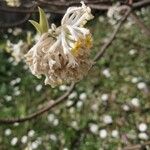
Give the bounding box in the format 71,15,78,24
25,2,94,87
5,0,21,7
6,40,28,63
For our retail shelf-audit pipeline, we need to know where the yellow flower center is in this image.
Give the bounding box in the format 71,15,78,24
84,34,92,49
71,35,92,56
71,40,82,56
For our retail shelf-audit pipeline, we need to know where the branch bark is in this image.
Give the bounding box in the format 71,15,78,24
130,12,150,37
123,141,150,150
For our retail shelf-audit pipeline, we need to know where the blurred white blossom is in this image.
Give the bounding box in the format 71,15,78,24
131,98,140,107
129,49,137,56
5,0,21,7
89,123,98,134
102,68,111,78
21,135,28,144
35,84,43,92
131,77,139,83
4,128,12,136
138,123,147,132
68,91,77,99
6,40,28,63
103,115,113,124
101,94,109,101
49,134,57,141
59,85,68,91
76,101,83,108
47,114,55,122
79,93,87,101
28,130,35,137
99,129,107,139
111,130,119,138
138,133,148,140
137,82,147,90
11,137,18,146
122,104,130,111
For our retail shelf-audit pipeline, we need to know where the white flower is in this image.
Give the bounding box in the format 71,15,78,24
6,40,28,63
68,91,77,99
53,119,59,126
111,130,119,138
102,68,111,78
138,133,149,140
21,135,28,144
101,94,109,101
79,92,87,101
98,16,104,22
131,98,140,107
89,123,98,134
69,107,75,113
122,104,130,111
13,122,19,126
91,103,99,112
49,134,57,141
138,123,147,132
129,49,137,55
99,129,107,139
137,82,147,90
31,141,39,149
59,85,68,91
14,90,21,96
11,137,18,146
66,100,74,107
71,121,78,129
13,28,22,36
103,115,113,124
4,95,12,102
5,0,21,7
76,101,83,108
28,130,35,137
131,77,139,83
35,84,42,92
4,128,12,136
47,114,55,122
25,2,94,87
107,4,122,20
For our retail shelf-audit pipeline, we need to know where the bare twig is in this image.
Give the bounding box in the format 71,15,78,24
0,83,75,124
130,12,150,37
94,8,131,61
0,2,37,28
0,7,131,124
123,141,150,150
0,0,149,14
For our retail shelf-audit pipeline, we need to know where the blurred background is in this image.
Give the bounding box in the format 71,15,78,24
0,0,150,150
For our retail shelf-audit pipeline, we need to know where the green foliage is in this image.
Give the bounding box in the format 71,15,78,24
0,8,150,150
29,7,49,34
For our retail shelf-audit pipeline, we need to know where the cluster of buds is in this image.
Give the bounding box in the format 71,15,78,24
107,3,129,24
6,40,28,63
5,0,21,7
25,2,94,87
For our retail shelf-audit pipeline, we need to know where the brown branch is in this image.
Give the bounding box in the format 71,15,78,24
130,12,150,37
94,8,131,61
123,141,150,150
0,2,37,28
0,83,75,124
0,0,149,14
132,0,150,9
0,13,31,28
0,7,131,124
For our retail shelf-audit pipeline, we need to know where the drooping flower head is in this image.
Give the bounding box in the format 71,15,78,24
25,2,94,87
